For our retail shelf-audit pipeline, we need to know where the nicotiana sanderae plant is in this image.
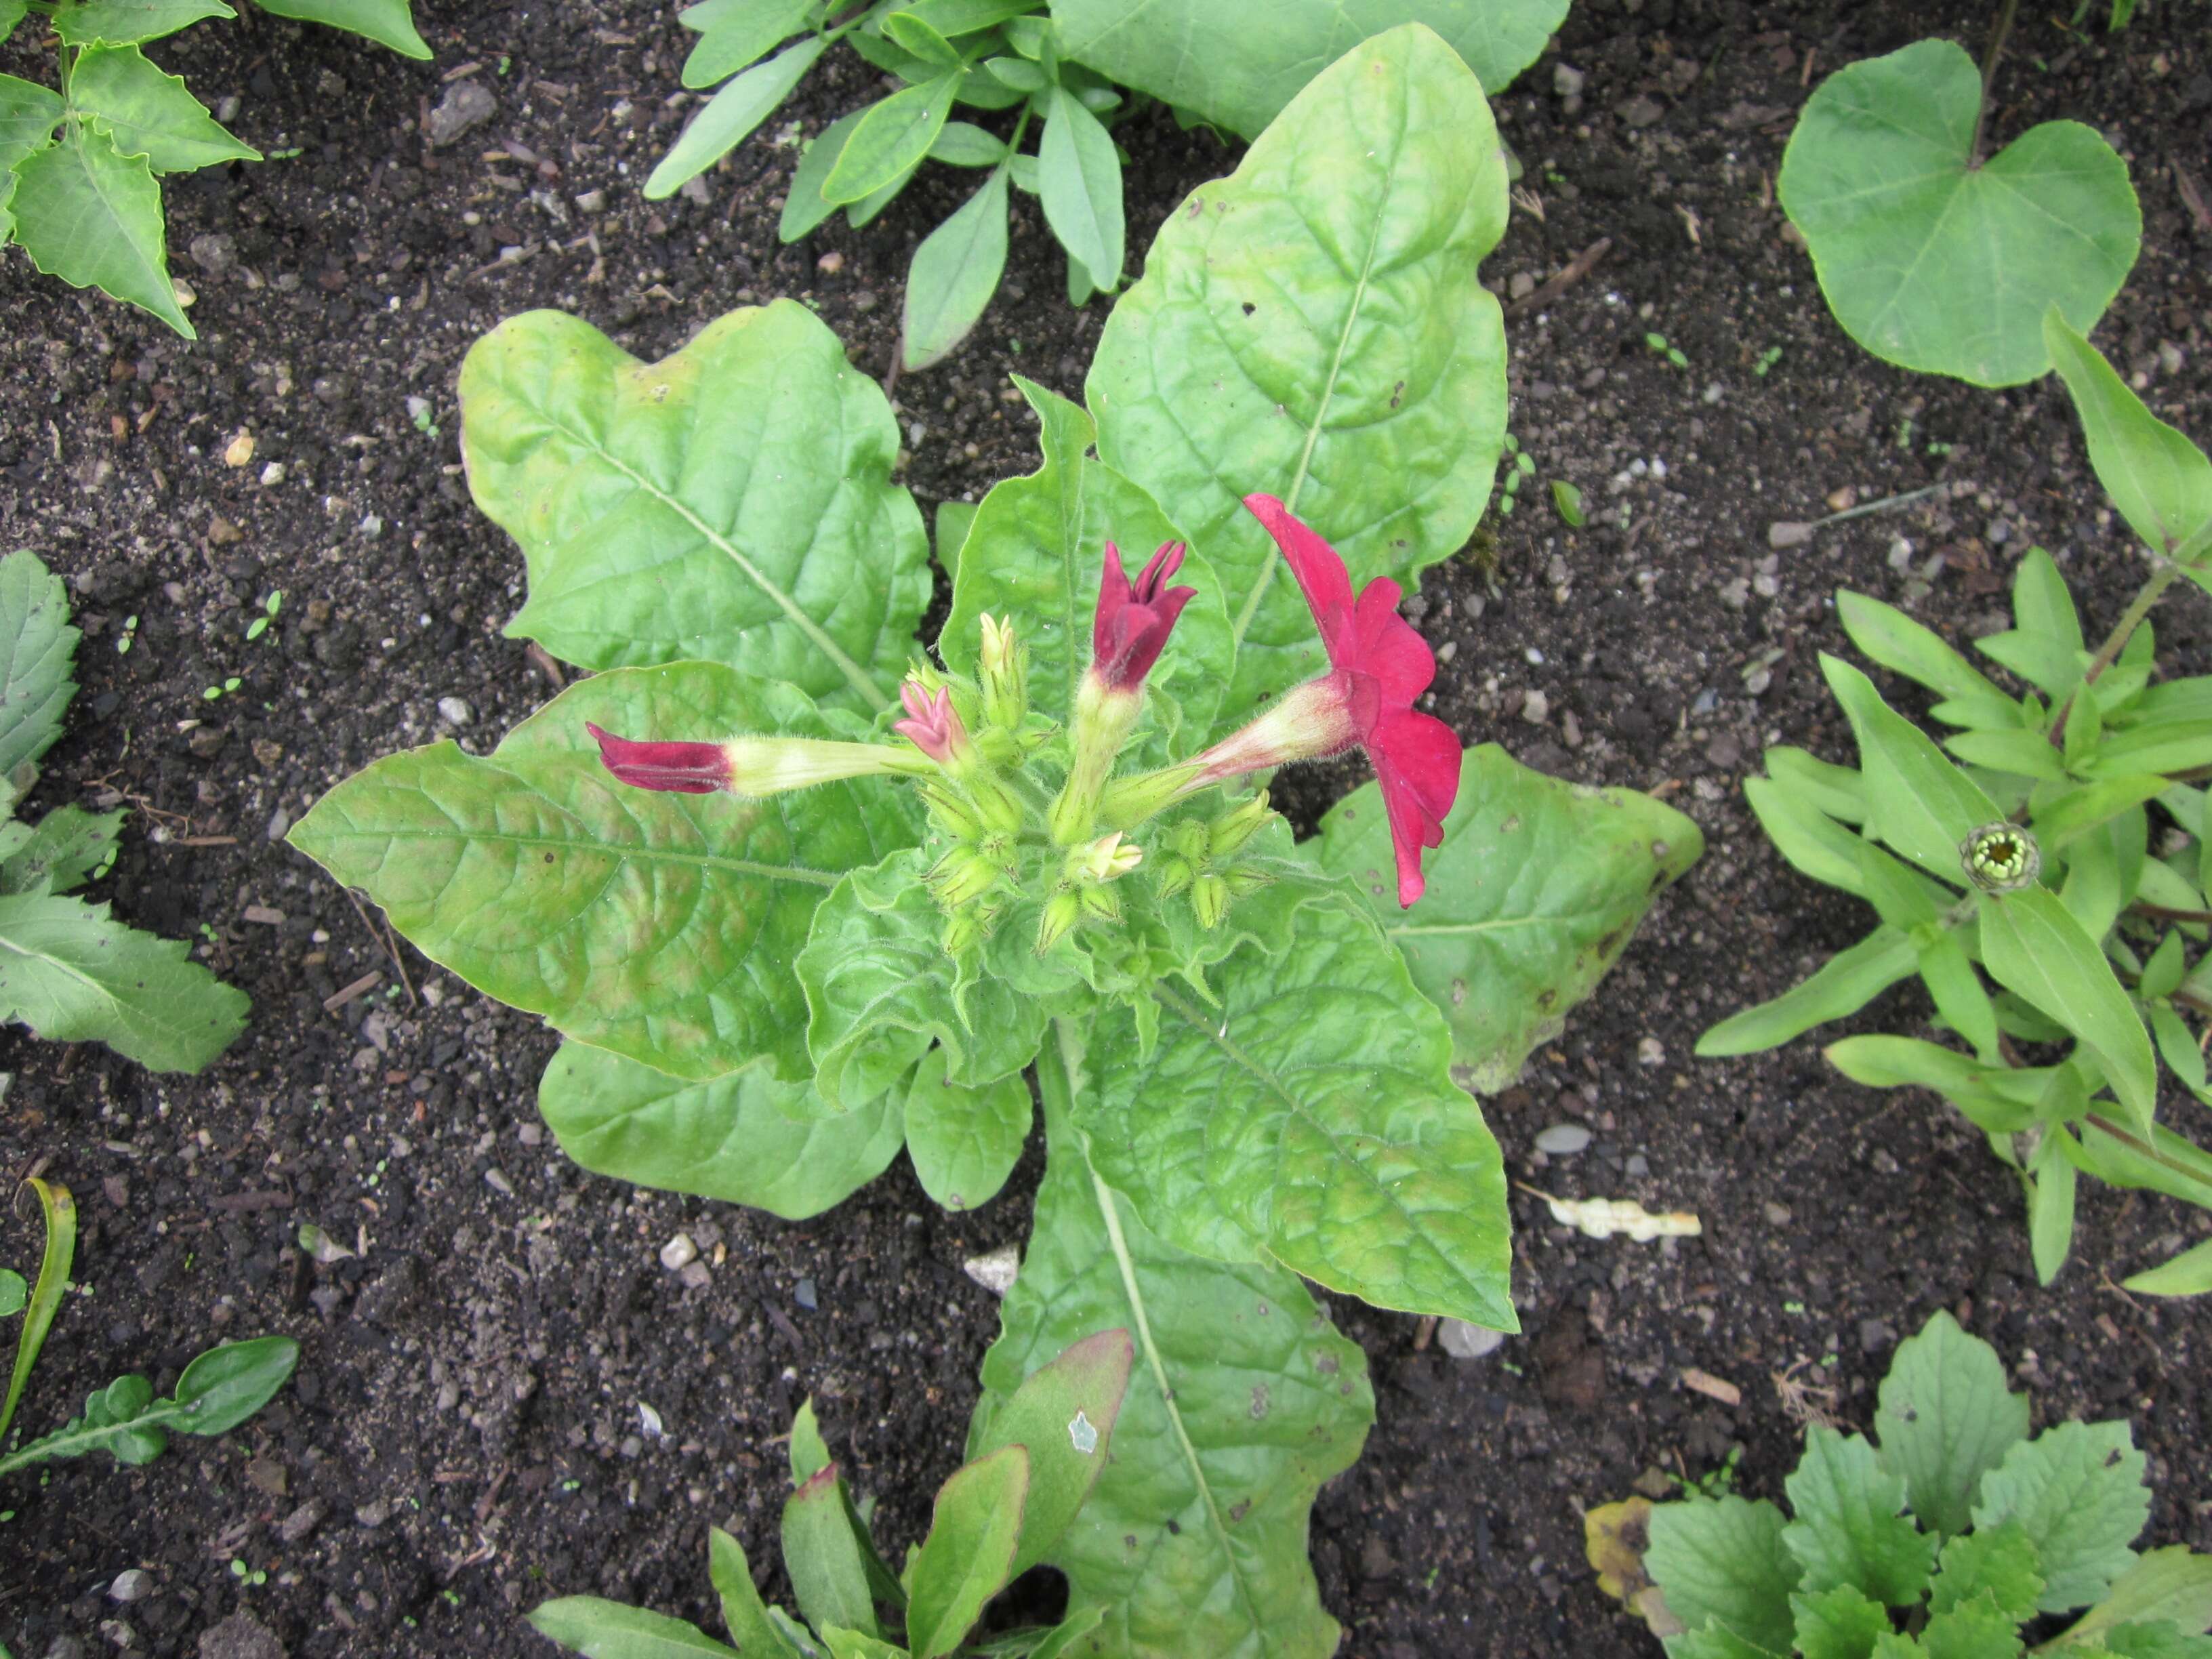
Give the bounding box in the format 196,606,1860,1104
531,1332,1132,1659
0,548,249,1072
1778,0,2141,387
0,0,430,337
650,0,1568,371
291,30,1700,1652
1589,1311,2212,1658
1702,309,2212,1296
1,1175,298,1483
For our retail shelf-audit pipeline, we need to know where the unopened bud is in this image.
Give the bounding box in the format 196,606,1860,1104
970,774,1026,838
976,726,1025,769
919,783,984,842
1223,867,1274,897
1073,832,1141,884
933,848,1004,907
979,613,1029,732
1209,790,1272,860
1168,819,1211,867
1037,890,1083,952
1079,882,1122,922
1191,873,1230,931
943,911,984,957
1154,854,1195,899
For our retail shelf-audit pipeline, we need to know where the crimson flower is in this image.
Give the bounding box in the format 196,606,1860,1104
1091,540,1195,692
1190,495,1461,907
893,679,969,767
587,724,730,794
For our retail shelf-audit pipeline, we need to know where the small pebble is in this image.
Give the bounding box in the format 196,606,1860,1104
1439,1320,1507,1360
794,1277,817,1311
659,1233,698,1271
1552,64,1586,98
964,1244,1020,1295
107,1570,152,1605
437,696,473,726
1763,1202,1793,1226
1519,689,1550,724
678,1260,712,1290
1768,520,1814,549
1534,1124,1591,1156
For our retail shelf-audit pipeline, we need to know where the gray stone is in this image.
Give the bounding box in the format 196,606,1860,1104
1552,64,1586,98
108,1570,152,1603
1534,1124,1592,1156
1620,94,1665,128
199,1612,287,1659
426,79,497,148
1438,1319,1507,1360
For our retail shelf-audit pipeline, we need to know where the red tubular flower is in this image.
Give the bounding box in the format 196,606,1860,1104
586,724,731,794
588,723,924,797
1190,495,1462,907
1092,540,1195,692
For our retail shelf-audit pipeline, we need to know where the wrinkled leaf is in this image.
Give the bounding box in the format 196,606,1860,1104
1933,1523,2046,1624
289,664,918,1084
9,118,190,336
1872,1310,2030,1540
1783,1427,1939,1605
537,1041,906,1218
1308,743,1701,1088
458,303,928,707
1088,24,1509,719
1793,1583,1892,1659
1778,39,2138,386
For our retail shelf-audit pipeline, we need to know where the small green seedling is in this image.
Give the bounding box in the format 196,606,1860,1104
1753,346,1784,376
245,591,283,642
1645,331,1689,369
1552,480,1586,527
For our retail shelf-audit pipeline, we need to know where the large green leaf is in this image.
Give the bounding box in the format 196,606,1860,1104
1971,1422,2148,1612
1871,1311,2030,1540
0,550,80,779
1307,743,1702,1088
1087,23,1509,720
972,1058,1374,1659
50,0,233,45
251,0,429,54
457,303,928,709
9,118,190,337
0,75,64,173
0,890,248,1072
1050,0,1565,138
537,1041,906,1218
937,378,1233,761
1978,886,2157,1135
1645,1495,1801,1656
1080,897,1514,1328
289,664,919,1082
2045,311,2212,565
70,44,258,171
1782,1427,1940,1606
1777,39,2138,386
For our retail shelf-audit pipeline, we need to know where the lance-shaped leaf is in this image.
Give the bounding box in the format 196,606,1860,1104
648,36,827,199
537,1041,907,1218
902,164,1009,373
972,1095,1374,1659
905,1443,1029,1659
937,378,1233,762
458,302,928,710
785,1463,880,1640
1979,886,2157,1135
1307,744,1702,1088
903,1048,1030,1212
70,44,259,171
1778,39,2137,387
50,0,234,45
0,549,80,778
0,891,248,1073
253,0,430,56
2045,310,2212,567
9,118,191,337
796,849,1052,1107
968,1328,1134,1580
1080,897,1515,1328
289,664,920,1083
527,1600,741,1658
1087,23,1509,720
1050,0,1567,138
682,0,813,87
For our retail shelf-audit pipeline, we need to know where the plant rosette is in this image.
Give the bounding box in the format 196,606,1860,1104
289,28,1701,1654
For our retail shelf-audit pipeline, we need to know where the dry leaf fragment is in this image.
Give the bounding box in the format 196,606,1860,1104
1518,1183,1702,1241
1681,1368,1742,1407
1584,1498,1687,1637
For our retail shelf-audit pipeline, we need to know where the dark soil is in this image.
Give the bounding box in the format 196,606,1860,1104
3,1,2209,1655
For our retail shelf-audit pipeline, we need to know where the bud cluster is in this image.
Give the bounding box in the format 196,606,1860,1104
1151,792,1276,931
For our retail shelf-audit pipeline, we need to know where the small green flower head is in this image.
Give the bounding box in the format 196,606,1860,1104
1961,823,2040,893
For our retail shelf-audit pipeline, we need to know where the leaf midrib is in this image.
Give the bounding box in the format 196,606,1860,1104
313,822,843,887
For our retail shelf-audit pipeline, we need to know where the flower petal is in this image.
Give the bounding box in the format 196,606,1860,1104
586,722,731,794
1244,492,1355,665
1365,709,1462,907
1351,577,1436,709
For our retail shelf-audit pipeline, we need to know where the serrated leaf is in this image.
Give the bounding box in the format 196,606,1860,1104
1778,39,2139,386
1307,743,1701,1087
2057,1547,2212,1646
1088,23,1509,721
905,1444,1028,1658
901,165,1008,371
1050,0,1565,138
0,806,125,896
681,0,814,87
1872,1310,2030,1539
1038,83,1122,287
537,1041,905,1218
1933,1523,2045,1623
796,850,1050,1107
0,550,80,779
1783,1427,1940,1606
51,0,233,45
1644,1495,1800,1656
0,890,247,1073
971,1084,1374,1659
457,304,927,708
937,378,1233,762
1793,1582,1893,1659
1919,1591,2026,1658
904,1048,1029,1213
1971,1421,2148,1612
823,68,958,203
9,119,189,335
648,36,826,197
70,44,258,171
1698,926,1919,1057
0,75,64,173
528,1599,743,1658
2045,311,2212,564
1080,897,1514,1328
1979,886,2157,1136
289,664,918,1084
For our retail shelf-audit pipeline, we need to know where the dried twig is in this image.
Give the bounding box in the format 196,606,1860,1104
1509,237,1613,316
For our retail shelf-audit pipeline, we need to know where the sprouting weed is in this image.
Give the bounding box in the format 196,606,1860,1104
246,590,283,642
115,614,138,655
1645,332,1689,369
1753,346,1783,376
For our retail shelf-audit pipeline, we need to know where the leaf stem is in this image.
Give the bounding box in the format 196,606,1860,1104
2046,564,2180,747
1969,0,2022,169
2133,901,2212,926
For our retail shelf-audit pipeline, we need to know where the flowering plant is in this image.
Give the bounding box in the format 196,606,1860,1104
289,28,1699,1654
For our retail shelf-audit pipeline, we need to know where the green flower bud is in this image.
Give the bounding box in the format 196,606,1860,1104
933,847,1005,907
918,783,985,842
1080,882,1122,922
1223,867,1274,897
970,774,1027,838
1208,790,1273,860
979,613,1030,733
1961,823,2040,893
1037,890,1084,952
1153,854,1195,899
1191,873,1230,931
1169,819,1211,867
942,910,984,958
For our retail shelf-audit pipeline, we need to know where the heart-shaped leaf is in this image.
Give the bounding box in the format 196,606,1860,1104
1778,38,2139,386
1306,744,1702,1088
289,664,920,1082
458,302,928,711
1087,22,1509,722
